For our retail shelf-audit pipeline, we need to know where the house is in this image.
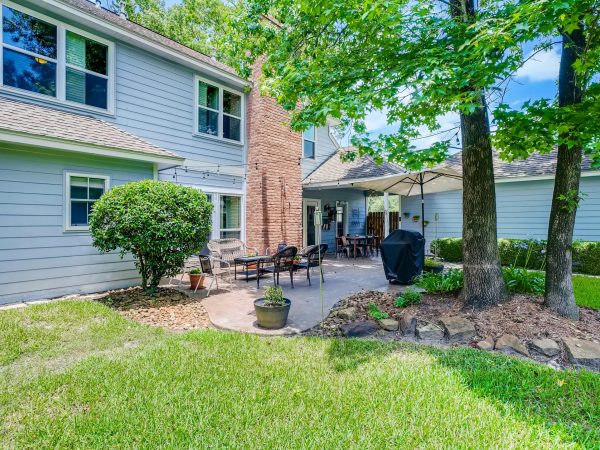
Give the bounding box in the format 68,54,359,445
303,148,600,246
0,0,339,304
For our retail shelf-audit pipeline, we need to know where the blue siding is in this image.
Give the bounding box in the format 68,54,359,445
303,188,367,252
400,176,600,243
301,127,339,179
0,146,153,304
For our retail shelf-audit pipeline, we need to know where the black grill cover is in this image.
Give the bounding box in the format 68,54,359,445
380,229,425,284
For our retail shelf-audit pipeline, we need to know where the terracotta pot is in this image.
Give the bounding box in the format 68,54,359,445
189,273,206,290
247,262,258,270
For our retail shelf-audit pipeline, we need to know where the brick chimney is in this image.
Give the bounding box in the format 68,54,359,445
245,61,303,254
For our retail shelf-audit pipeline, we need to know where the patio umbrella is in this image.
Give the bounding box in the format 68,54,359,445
354,166,463,239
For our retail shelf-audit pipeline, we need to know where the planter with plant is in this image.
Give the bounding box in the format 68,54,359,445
292,256,301,270
189,268,206,290
403,212,410,219
412,215,420,222
254,286,291,329
424,257,444,274
423,220,429,227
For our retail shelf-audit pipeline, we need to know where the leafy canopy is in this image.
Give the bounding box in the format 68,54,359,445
490,0,600,167
89,180,213,289
233,0,529,169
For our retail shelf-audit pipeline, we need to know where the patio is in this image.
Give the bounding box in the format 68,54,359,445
171,256,405,335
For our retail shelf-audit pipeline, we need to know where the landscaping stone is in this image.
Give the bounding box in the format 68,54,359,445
476,337,495,351
336,307,358,320
416,322,444,340
399,313,417,336
438,316,476,343
378,319,399,331
340,321,379,338
495,334,529,356
530,338,561,357
562,338,600,370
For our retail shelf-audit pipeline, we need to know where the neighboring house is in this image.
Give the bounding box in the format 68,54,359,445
0,0,337,303
302,148,600,247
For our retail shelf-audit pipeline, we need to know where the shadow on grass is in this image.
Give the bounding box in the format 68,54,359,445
325,338,398,372
414,345,600,447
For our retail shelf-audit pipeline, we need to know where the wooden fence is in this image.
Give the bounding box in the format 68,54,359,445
367,212,400,238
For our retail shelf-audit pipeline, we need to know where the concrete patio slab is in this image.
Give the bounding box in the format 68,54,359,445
196,257,401,335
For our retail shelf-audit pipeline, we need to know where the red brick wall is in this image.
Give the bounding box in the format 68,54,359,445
245,61,303,254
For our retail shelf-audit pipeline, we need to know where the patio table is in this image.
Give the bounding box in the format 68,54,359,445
344,235,367,259
234,255,272,285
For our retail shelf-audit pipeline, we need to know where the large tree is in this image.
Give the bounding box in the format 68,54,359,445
234,0,526,307
492,0,600,318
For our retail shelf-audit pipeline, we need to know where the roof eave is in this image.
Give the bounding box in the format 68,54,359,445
0,130,185,169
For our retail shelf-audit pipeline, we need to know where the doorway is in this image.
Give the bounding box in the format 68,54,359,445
303,198,321,247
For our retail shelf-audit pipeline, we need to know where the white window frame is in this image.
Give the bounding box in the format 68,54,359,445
194,74,245,145
64,172,110,232
303,126,316,159
218,193,243,239
0,0,116,114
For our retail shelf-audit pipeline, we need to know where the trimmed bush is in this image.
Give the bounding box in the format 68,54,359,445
430,237,600,276
90,180,213,290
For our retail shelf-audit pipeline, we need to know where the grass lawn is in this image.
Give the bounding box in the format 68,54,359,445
573,275,600,309
1,301,599,448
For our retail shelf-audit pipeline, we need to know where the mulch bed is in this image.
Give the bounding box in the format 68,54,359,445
309,290,600,344
97,287,212,331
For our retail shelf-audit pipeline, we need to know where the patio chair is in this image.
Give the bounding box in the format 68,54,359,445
296,244,328,286
205,255,234,296
260,245,297,287
207,238,259,264
337,236,361,258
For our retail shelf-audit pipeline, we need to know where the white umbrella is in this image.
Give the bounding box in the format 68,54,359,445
354,166,463,239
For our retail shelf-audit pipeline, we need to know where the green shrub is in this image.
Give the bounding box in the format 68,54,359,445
424,257,443,269
430,237,600,276
416,269,464,294
573,241,600,276
394,289,422,308
502,267,545,295
367,302,388,320
430,238,462,262
90,180,213,290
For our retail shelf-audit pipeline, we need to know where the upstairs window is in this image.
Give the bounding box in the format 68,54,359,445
196,77,243,143
1,3,113,112
303,126,316,158
66,173,109,230
2,5,57,96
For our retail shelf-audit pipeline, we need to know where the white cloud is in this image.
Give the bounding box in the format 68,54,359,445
516,49,561,82
365,109,389,131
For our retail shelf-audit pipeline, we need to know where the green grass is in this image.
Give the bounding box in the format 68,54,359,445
1,301,599,448
573,275,600,309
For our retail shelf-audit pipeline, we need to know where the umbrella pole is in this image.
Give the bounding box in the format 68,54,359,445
420,173,425,240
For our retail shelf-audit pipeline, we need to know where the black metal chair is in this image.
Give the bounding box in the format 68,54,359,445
296,244,328,285
260,245,297,287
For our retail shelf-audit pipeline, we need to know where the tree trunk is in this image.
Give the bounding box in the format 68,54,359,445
460,96,507,308
451,0,506,308
544,28,585,319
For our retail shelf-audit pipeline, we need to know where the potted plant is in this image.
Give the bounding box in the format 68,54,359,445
403,212,410,219
292,255,301,270
423,220,430,227
254,286,291,329
412,215,420,222
189,267,206,290
424,257,444,274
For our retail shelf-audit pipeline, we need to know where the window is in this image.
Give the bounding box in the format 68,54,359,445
195,77,243,143
1,3,113,112
66,173,109,230
303,126,316,158
219,195,241,239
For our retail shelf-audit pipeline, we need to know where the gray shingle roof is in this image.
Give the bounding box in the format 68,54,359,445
303,147,406,184
442,150,596,178
60,0,240,78
0,97,181,160
305,147,597,186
